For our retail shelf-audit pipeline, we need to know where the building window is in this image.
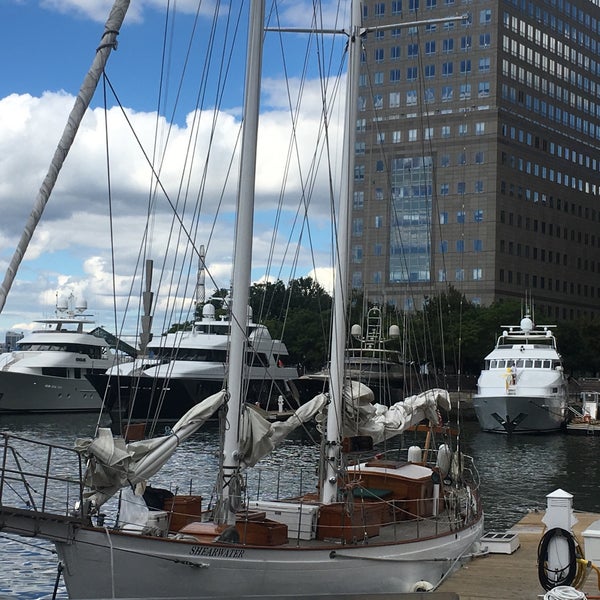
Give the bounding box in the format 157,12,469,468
375,216,383,228
442,62,454,76
460,83,471,99
391,46,401,60
355,142,365,155
440,240,448,253
456,268,465,281
374,2,385,16
458,123,468,135
479,33,491,47
457,211,465,223
478,81,490,97
473,268,483,280
407,89,417,105
475,151,484,164
475,180,484,193
460,59,471,74
407,66,418,80
425,64,435,78
352,246,363,262
480,9,492,24
408,43,419,57
441,154,450,167
354,165,365,181
460,36,471,51
479,57,491,72
425,40,436,54
443,39,454,53
442,86,453,101
457,181,466,194
456,240,465,253
392,130,401,143
440,211,448,224
474,239,483,252
440,183,449,195
389,91,400,107
438,269,447,281
353,191,364,209
352,218,363,236
442,125,450,137
408,129,418,141
424,87,435,103
373,94,383,109
474,209,483,221
356,118,366,132
475,122,485,135
390,69,401,82
374,71,384,85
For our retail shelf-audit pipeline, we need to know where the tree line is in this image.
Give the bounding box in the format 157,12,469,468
176,279,600,380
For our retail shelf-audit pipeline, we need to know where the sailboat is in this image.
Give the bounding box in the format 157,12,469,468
0,0,484,597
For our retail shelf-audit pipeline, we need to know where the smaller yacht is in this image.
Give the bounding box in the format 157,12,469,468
472,311,568,434
0,294,127,414
88,302,300,423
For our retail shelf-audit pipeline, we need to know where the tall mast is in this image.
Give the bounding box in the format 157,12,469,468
219,0,264,525
0,0,131,314
321,0,362,505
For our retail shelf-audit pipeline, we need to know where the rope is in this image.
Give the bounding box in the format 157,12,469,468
543,586,586,600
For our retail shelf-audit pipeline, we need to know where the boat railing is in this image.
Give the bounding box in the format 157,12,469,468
0,432,85,518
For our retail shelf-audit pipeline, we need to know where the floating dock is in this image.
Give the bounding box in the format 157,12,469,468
437,510,600,599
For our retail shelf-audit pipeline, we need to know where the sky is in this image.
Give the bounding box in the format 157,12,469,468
0,0,349,340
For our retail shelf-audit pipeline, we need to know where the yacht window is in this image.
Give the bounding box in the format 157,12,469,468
534,360,542,368
543,360,551,368
524,359,533,367
498,360,506,368
515,359,524,368
490,360,496,368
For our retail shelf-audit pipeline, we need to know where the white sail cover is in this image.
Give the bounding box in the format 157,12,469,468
75,391,226,507
239,394,328,467
344,385,450,444
75,384,449,507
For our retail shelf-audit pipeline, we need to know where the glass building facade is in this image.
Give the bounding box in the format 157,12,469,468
352,0,600,320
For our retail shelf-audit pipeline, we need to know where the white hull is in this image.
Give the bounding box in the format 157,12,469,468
55,524,482,598
0,506,482,599
0,370,102,413
472,393,567,433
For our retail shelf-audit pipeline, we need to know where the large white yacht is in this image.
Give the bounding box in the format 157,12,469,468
88,302,300,423
472,313,568,433
0,295,126,414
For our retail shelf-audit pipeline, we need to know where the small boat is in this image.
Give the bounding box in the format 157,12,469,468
472,309,568,434
0,293,131,414
0,1,484,597
567,391,600,435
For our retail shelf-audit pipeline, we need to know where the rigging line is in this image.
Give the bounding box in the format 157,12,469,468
150,1,231,343
100,73,119,433
265,6,346,330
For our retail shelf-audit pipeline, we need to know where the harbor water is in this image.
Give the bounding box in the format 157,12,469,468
0,413,599,599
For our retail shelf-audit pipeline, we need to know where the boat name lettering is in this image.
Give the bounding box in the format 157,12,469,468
190,545,245,558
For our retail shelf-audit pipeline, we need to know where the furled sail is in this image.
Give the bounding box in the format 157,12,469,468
76,390,226,507
344,386,450,444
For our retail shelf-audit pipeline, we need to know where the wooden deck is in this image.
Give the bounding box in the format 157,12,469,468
437,510,600,599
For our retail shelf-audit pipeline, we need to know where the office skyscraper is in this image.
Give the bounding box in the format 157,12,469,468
352,0,600,320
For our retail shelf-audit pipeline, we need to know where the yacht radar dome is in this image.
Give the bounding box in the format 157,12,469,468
520,316,534,332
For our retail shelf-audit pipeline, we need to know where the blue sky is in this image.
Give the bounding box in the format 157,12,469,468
0,1,347,339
